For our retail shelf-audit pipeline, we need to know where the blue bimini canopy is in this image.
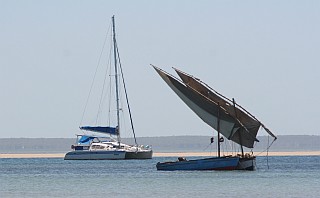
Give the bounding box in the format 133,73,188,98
80,126,118,135
78,135,95,144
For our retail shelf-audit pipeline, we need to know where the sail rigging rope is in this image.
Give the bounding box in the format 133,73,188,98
267,135,270,169
255,135,276,157
195,75,277,139
115,40,138,146
96,32,115,126
95,41,112,125
108,44,113,127
79,21,112,127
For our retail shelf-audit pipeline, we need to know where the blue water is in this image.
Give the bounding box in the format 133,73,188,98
0,156,319,197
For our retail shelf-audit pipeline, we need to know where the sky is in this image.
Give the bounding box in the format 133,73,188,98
1,0,320,138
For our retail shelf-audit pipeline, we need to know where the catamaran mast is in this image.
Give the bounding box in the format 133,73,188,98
112,15,121,145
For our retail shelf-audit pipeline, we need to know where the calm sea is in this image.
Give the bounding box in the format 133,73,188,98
0,156,319,198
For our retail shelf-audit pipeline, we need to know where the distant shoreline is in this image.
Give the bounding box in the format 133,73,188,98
0,151,319,158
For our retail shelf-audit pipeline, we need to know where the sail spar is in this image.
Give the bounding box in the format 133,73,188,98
152,65,276,148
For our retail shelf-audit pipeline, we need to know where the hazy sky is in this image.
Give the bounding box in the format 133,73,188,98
1,0,319,138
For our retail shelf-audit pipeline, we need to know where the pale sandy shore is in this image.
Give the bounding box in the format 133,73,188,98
0,151,319,158
153,151,320,157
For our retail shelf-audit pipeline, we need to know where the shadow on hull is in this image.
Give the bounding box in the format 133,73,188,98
64,150,126,160
236,157,256,171
64,150,153,160
125,150,153,159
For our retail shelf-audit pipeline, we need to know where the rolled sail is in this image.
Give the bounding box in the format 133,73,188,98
80,126,118,135
152,65,259,148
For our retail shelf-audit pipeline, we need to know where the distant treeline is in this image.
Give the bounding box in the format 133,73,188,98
0,135,319,153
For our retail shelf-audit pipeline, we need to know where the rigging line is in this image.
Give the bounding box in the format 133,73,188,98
213,86,276,139
79,21,112,127
233,98,244,157
255,137,276,156
207,85,276,139
232,141,235,156
95,51,111,125
108,37,113,126
182,70,277,139
180,78,257,141
173,68,236,110
267,135,270,169
204,131,214,152
96,32,113,125
115,42,137,146
226,138,232,156
203,141,213,151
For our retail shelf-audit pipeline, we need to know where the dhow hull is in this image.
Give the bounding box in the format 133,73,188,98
156,157,239,171
236,157,256,171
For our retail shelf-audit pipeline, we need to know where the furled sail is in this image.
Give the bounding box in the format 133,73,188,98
80,126,118,135
152,65,263,148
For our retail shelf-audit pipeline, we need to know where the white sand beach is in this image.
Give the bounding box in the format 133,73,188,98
153,151,320,157
0,151,319,158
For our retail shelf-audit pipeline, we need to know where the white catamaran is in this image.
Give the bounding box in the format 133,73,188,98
152,65,277,170
64,16,152,160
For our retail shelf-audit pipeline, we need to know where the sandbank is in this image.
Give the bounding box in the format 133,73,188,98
153,151,320,157
0,151,319,158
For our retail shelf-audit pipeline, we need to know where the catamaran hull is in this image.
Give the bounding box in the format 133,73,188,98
156,157,239,171
64,150,126,160
236,157,256,171
125,150,153,159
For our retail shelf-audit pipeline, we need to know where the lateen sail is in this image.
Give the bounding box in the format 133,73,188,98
152,65,269,148
173,68,262,147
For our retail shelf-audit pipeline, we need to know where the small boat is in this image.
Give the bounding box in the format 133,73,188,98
152,66,276,170
156,156,239,171
64,16,152,160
